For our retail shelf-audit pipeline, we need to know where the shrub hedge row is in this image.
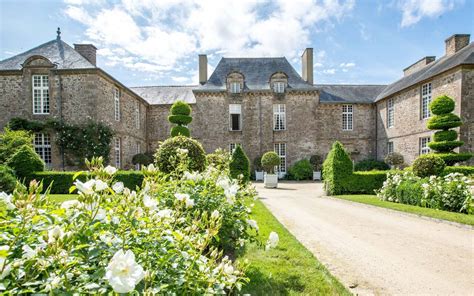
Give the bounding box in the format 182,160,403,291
338,171,390,194
441,166,474,176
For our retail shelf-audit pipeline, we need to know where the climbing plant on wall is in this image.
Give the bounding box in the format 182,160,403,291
168,101,192,137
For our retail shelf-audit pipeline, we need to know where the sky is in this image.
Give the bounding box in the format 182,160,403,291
0,0,473,87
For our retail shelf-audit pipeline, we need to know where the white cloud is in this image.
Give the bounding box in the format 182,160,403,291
340,62,355,67
398,0,459,27
314,62,323,67
323,68,336,74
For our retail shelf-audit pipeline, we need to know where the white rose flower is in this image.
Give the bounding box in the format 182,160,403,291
22,245,37,259
183,171,203,182
60,200,81,210
95,208,107,221
211,210,220,219
175,193,190,201
156,209,173,218
246,219,259,232
74,179,95,195
143,194,158,210
94,180,108,191
0,258,11,280
48,226,65,243
105,249,145,293
185,198,195,208
112,182,124,193
111,216,120,225
146,164,157,172
266,231,279,250
104,165,118,176
0,192,15,210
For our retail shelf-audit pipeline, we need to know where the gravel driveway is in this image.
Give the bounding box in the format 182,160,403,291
254,181,474,295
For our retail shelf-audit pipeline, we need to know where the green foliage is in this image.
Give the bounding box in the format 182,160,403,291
339,171,388,194
171,125,191,137
170,100,192,115
412,154,446,178
429,95,455,115
168,101,193,137
155,136,206,174
309,154,323,171
0,128,33,163
433,152,473,166
384,152,404,168
206,149,231,172
131,153,154,166
229,145,250,182
354,159,390,171
433,130,457,142
288,159,313,180
427,113,462,129
442,166,474,176
253,155,263,171
6,145,44,179
322,141,353,195
261,151,280,174
168,114,193,125
428,140,464,152
396,179,424,206
0,165,16,193
8,117,47,132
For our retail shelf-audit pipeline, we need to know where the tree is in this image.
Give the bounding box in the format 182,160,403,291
168,101,192,137
229,145,250,182
426,95,472,165
0,128,33,163
261,151,280,174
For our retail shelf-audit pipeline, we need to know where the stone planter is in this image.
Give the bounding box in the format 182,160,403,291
313,171,321,181
255,171,264,181
264,173,278,188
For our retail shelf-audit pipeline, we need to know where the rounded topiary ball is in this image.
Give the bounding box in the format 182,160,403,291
427,113,462,130
384,152,404,167
261,151,280,174
168,114,192,125
171,125,191,137
412,154,446,178
433,130,458,142
430,95,455,115
155,136,206,173
6,145,45,179
170,101,192,116
132,153,154,166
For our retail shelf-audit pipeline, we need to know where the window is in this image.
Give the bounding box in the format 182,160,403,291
273,104,286,130
229,143,237,154
419,137,430,155
135,101,140,129
114,88,120,121
274,143,287,174
32,75,49,114
421,83,432,119
34,133,51,165
387,98,394,128
135,142,141,170
229,104,242,131
114,138,121,168
387,141,394,154
230,82,241,94
342,104,353,131
273,82,285,93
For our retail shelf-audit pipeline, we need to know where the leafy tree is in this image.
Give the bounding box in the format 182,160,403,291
261,152,280,174
0,128,33,163
229,145,250,182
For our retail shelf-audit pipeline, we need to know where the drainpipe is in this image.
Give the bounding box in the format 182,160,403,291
374,104,378,160
58,72,65,170
258,96,262,156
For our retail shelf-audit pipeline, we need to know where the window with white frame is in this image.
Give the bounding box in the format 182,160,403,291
273,104,286,130
229,104,242,131
135,141,141,170
32,75,49,114
229,143,237,154
273,82,285,93
114,138,121,168
421,83,432,119
135,101,140,129
114,88,120,121
387,141,394,154
387,98,394,128
230,82,241,94
274,143,287,173
342,104,353,131
419,137,430,155
34,133,51,165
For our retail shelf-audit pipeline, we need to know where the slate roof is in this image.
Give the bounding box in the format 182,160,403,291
197,57,316,91
316,84,387,104
376,42,474,101
0,38,95,70
130,86,197,105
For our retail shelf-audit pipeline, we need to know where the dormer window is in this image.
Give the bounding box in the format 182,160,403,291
230,82,241,94
227,72,244,95
270,72,288,96
274,82,285,93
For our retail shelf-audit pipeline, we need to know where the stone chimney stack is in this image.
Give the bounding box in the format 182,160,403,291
199,54,207,85
301,48,313,85
74,44,97,66
403,56,436,77
445,34,470,56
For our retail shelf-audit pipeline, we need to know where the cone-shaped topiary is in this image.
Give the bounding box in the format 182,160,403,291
322,141,353,195
426,95,472,165
168,101,192,137
6,145,44,179
229,145,250,182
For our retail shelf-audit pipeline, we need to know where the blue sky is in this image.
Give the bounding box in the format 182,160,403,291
1,0,473,87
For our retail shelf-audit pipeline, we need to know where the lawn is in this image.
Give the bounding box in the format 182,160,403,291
238,200,350,295
336,195,474,226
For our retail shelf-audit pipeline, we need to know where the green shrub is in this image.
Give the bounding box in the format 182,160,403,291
168,101,192,137
427,113,462,129
168,114,193,125
6,145,44,179
434,152,473,166
0,165,16,193
8,117,45,132
288,159,313,180
261,151,280,174
253,155,263,171
0,128,33,163
433,130,457,142
309,154,323,171
395,179,423,206
155,136,206,174
132,152,154,167
441,166,474,176
428,140,464,152
170,125,191,137
384,152,404,168
170,100,192,115
322,141,353,195
206,149,231,172
339,171,388,194
115,171,145,190
354,159,390,171
229,145,250,182
429,95,455,115
412,154,446,178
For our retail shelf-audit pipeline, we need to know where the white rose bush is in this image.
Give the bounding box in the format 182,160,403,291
0,155,267,293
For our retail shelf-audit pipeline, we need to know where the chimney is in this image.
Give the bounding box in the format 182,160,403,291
74,44,97,66
403,56,436,77
445,34,470,56
199,54,207,85
301,48,313,85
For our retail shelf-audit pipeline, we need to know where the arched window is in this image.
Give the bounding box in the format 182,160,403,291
227,72,244,94
270,72,288,94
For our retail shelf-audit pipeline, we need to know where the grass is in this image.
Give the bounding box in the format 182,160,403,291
336,195,474,226
238,200,349,295
49,194,78,202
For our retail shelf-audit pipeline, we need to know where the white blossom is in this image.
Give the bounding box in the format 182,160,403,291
185,198,195,208
211,210,220,219
94,180,108,191
61,200,82,210
22,245,37,259
183,171,203,182
143,194,158,210
266,232,279,250
112,182,124,193
156,209,173,218
175,193,190,201
246,219,259,232
105,249,145,293
48,226,65,243
74,180,95,195
0,192,15,210
104,165,118,176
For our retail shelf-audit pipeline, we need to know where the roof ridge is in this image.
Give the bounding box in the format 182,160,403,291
222,57,286,59
315,84,387,86
0,39,57,63
131,85,197,88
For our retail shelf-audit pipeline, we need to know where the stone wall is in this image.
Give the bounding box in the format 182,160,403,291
461,67,474,164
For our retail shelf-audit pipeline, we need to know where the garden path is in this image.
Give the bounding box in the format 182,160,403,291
254,181,474,295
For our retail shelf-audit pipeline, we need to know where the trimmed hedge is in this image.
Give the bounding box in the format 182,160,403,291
170,101,192,116
27,171,144,194
354,159,389,171
288,159,313,180
168,115,192,125
338,171,388,194
441,166,474,176
433,152,472,166
429,95,455,115
171,125,191,137
428,140,464,152
427,113,462,129
229,145,250,182
323,141,353,195
433,130,457,142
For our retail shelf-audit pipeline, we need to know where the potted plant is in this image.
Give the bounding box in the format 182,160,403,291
310,154,323,181
253,155,264,181
261,151,281,188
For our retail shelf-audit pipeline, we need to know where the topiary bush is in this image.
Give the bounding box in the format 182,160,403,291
441,165,474,176
384,152,404,169
206,149,231,172
6,145,44,179
155,136,206,174
309,154,323,171
429,95,455,115
229,145,250,182
132,152,154,167
261,151,280,174
168,101,192,137
288,159,313,180
340,171,389,194
395,179,424,206
322,141,353,195
0,165,16,193
433,130,457,142
354,159,390,171
0,128,33,163
412,154,446,178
